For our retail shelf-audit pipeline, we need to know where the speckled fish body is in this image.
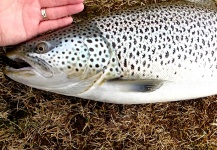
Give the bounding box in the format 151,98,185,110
4,3,217,104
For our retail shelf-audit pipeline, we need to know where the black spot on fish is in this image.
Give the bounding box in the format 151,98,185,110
102,58,106,63
123,35,127,41
211,51,214,57
106,35,109,39
129,53,133,58
124,59,127,67
136,51,140,56
112,42,116,48
165,51,169,58
117,52,121,60
117,38,120,43
86,39,92,43
100,43,103,47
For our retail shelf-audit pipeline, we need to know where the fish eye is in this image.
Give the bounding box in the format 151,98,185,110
35,42,49,54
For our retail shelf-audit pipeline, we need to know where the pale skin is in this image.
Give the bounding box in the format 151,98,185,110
0,0,84,46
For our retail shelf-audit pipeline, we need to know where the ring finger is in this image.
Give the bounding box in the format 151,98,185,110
40,3,84,20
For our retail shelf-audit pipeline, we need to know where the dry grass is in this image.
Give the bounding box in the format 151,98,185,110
1,0,217,149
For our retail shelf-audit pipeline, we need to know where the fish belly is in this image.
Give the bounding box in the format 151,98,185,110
78,81,217,104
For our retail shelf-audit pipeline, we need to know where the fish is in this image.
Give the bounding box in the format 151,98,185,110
4,2,217,104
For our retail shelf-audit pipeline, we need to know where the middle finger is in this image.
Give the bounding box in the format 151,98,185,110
40,0,84,7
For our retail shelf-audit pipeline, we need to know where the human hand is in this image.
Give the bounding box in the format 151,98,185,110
0,0,84,46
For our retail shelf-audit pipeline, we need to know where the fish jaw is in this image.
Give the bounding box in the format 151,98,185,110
4,48,56,89
5,49,53,78
4,66,49,89
4,61,73,93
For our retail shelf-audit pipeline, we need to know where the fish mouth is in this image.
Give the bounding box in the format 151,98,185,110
4,51,53,78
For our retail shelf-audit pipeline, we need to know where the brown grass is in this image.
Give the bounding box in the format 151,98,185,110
1,0,217,149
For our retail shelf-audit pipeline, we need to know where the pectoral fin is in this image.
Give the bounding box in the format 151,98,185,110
49,72,103,95
107,79,164,93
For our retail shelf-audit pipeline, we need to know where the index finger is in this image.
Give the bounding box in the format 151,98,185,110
39,0,84,7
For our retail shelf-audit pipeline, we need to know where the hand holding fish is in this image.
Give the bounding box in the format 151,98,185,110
0,0,84,46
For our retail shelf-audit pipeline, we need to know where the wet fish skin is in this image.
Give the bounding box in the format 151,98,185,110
4,3,217,104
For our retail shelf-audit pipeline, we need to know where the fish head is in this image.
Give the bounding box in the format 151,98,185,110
4,30,92,95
